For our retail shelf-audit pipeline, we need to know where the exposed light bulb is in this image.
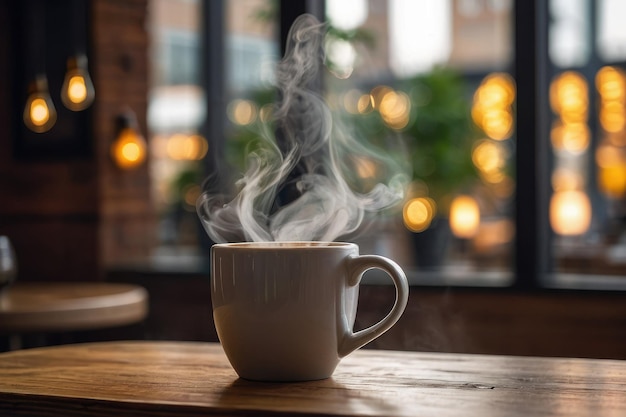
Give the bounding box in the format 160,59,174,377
23,75,57,133
111,111,147,169
61,54,95,111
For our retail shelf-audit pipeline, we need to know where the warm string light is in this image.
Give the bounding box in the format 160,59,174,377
549,71,590,154
61,54,95,111
472,73,515,141
550,190,592,236
111,111,147,170
547,71,593,236
449,195,480,239
403,196,436,233
595,66,626,198
470,73,515,198
23,55,95,133
23,75,57,134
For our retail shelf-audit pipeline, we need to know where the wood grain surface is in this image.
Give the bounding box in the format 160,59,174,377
0,341,625,417
0,283,148,333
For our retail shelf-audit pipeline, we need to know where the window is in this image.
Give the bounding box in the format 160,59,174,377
547,0,626,287
315,0,516,284
160,30,200,86
147,0,626,290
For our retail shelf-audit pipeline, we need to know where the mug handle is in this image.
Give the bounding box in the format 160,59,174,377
338,255,409,357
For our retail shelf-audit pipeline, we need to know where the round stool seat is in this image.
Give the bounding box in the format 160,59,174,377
0,282,148,333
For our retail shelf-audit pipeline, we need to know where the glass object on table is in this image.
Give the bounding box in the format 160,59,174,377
0,236,17,292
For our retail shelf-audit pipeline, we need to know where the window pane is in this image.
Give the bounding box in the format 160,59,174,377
148,0,206,248
148,0,516,285
223,0,279,168
324,0,515,285
549,0,590,68
548,0,626,286
598,0,626,62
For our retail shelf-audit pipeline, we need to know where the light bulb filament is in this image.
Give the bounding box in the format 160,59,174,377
121,142,141,162
30,98,50,126
68,75,88,104
61,55,95,111
111,127,147,169
23,75,57,133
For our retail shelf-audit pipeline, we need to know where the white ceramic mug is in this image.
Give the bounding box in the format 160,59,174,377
211,241,409,382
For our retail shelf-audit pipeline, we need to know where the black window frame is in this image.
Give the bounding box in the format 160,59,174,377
199,0,626,291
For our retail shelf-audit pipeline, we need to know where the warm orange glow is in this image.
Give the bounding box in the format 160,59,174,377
61,55,95,111
449,195,480,238
357,94,374,114
596,67,626,146
370,85,393,109
121,142,141,161
166,134,186,160
550,71,588,123
30,98,50,126
67,75,88,104
550,121,590,153
596,66,626,102
189,135,209,160
550,190,591,236
598,165,626,198
472,73,515,140
166,134,209,161
595,142,624,168
473,219,515,253
228,99,257,125
111,127,147,169
150,134,169,158
484,171,509,185
472,139,508,184
606,132,626,147
472,140,502,173
599,101,625,133
475,73,515,108
596,143,626,197
481,109,513,140
24,93,57,133
378,90,411,130
403,197,436,232
551,168,584,192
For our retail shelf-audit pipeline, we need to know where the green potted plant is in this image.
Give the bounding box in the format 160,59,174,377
343,67,481,268
225,65,480,268
401,68,479,205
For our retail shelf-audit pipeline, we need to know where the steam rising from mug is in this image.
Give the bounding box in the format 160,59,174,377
197,14,408,243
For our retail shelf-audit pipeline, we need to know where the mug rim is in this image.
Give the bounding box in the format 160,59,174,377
212,241,356,250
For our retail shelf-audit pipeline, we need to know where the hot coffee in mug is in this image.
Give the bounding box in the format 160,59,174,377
211,241,409,382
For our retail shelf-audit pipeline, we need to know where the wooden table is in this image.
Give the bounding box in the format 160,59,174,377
0,283,148,349
0,341,624,417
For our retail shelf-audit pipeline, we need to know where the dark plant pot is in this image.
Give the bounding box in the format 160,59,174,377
410,217,450,270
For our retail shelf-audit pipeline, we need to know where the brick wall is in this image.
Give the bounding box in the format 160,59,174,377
0,0,154,282
92,0,155,266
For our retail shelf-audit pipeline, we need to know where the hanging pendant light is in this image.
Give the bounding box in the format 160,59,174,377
61,54,95,111
22,0,56,133
111,109,147,169
23,74,57,133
